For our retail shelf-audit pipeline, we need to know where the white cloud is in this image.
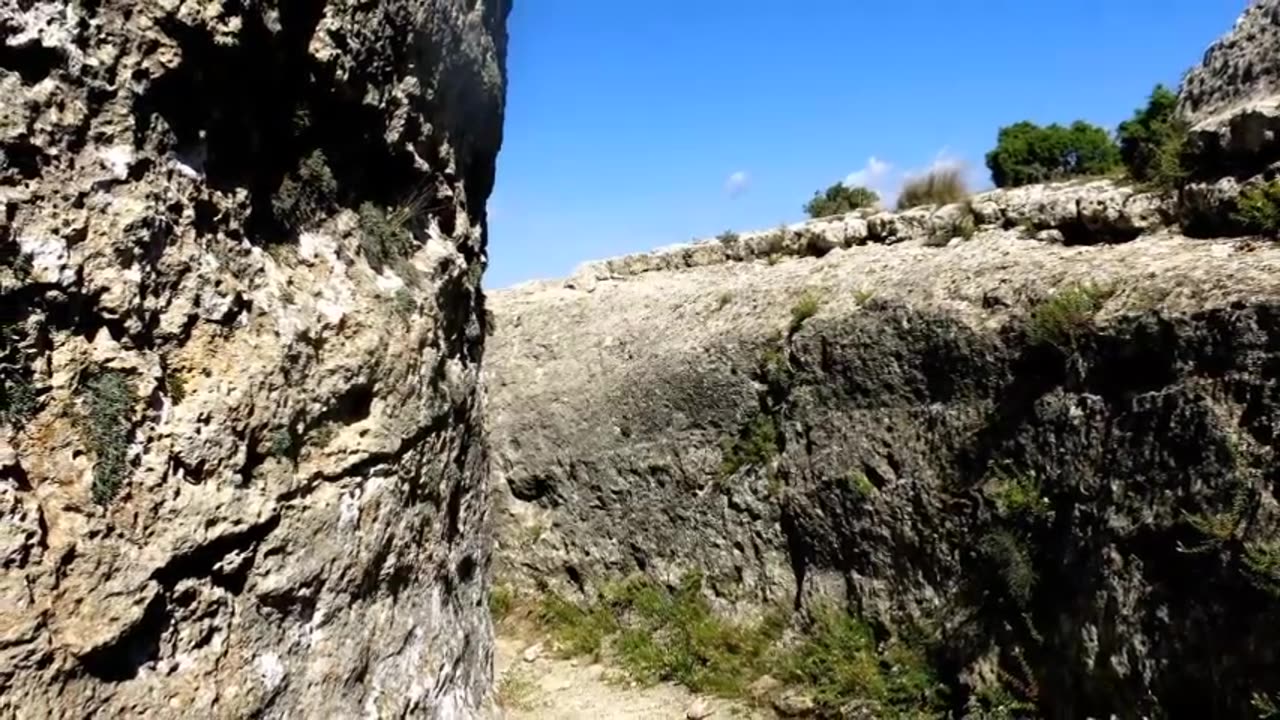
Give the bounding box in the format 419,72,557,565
844,156,893,190
725,170,750,198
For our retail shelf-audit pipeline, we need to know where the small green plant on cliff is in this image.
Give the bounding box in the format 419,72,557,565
490,584,517,622
1233,180,1280,238
1025,283,1112,349
978,530,1036,607
0,373,36,426
358,202,417,273
1182,486,1251,549
804,182,880,218
720,413,780,478
80,370,137,505
984,469,1050,522
272,150,339,233
841,470,877,500
790,291,823,333
1243,539,1280,597
538,592,619,659
268,428,294,458
897,167,970,209
497,667,538,711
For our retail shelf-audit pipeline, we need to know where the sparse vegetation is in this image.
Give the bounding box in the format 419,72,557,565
165,371,187,404
789,291,823,333
81,370,137,505
1233,180,1280,237
717,230,740,245
490,584,517,622
268,428,294,458
984,469,1051,522
804,183,880,218
1118,85,1190,191
358,202,417,273
1243,539,1280,596
978,530,1036,606
897,168,970,210
842,470,877,500
272,150,339,233
392,287,417,320
1025,283,1112,349
720,413,780,478
1183,486,1251,548
985,120,1122,188
497,667,538,711
0,373,36,426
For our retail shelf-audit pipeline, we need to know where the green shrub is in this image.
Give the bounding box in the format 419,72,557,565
1244,540,1280,596
268,428,294,458
165,372,187,404
490,584,517,622
978,530,1035,606
805,183,880,218
842,470,877,500
985,121,1121,188
81,371,137,505
984,469,1050,522
897,168,970,210
1025,283,1111,349
1233,180,1280,237
538,592,620,659
1117,85,1190,190
790,291,823,333
357,202,416,272
0,374,36,425
272,150,339,232
720,413,779,478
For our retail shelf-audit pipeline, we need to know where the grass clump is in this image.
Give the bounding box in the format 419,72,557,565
1025,283,1111,349
490,584,517,622
978,530,1036,607
1244,540,1280,597
1233,180,1280,238
984,469,1050,522
538,592,620,659
80,371,137,505
0,374,36,426
497,667,538,711
267,428,294,458
357,202,417,273
842,470,877,500
804,182,880,218
778,606,947,717
720,413,780,478
897,168,970,210
789,291,823,333
272,150,339,233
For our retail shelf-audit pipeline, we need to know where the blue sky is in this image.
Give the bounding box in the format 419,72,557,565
486,0,1245,288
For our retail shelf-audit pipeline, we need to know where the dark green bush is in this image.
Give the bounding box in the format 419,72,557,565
1025,283,1111,349
272,150,339,232
978,530,1036,606
720,413,779,478
985,121,1121,188
358,202,416,272
1117,85,1190,190
1233,180,1280,237
81,371,137,505
804,183,880,218
897,168,970,209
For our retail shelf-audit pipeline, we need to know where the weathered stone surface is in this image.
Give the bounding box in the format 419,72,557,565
0,0,507,717
489,228,1280,717
1180,0,1280,176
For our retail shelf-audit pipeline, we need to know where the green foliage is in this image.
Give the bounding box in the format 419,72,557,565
978,530,1036,606
357,202,416,272
720,413,779,478
964,684,1040,719
1243,540,1280,596
1233,180,1280,237
984,469,1050,522
81,371,137,505
985,121,1121,188
897,168,970,210
790,291,823,333
778,606,948,717
805,183,880,218
497,668,538,711
272,150,338,232
1184,486,1251,547
1117,85,1190,190
1254,691,1280,720
842,470,877,500
717,230,740,245
538,592,620,658
165,372,187,404
1025,283,1111,349
0,374,36,425
490,584,516,622
392,288,417,320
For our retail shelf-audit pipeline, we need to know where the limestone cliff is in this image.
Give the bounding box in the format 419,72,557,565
0,1,507,717
487,5,1280,717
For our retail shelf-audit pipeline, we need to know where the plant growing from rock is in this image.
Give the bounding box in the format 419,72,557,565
1025,283,1112,349
358,202,417,273
789,291,823,333
978,529,1036,607
1118,85,1190,191
272,150,339,233
804,182,880,218
80,370,137,505
1243,539,1280,597
1233,180,1280,237
720,413,779,478
897,168,970,210
984,469,1051,522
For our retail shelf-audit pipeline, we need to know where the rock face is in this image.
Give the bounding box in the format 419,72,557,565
1,1,507,717
1180,0,1280,177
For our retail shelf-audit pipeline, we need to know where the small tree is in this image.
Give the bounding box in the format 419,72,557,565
804,183,879,218
1117,84,1189,189
985,121,1121,188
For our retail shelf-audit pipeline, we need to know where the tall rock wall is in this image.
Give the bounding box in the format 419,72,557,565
0,1,507,717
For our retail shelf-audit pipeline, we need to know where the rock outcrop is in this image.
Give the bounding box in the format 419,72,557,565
488,5,1280,716
1,1,507,717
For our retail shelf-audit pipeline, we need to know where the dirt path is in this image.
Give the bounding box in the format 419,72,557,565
494,633,768,719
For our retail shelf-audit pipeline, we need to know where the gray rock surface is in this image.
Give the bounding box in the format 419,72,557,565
1180,0,1280,176
488,221,1280,716
0,0,507,717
